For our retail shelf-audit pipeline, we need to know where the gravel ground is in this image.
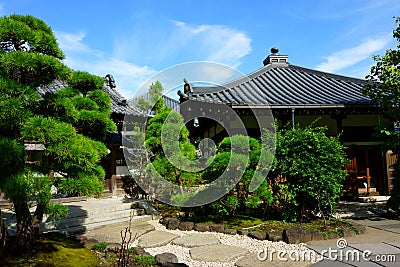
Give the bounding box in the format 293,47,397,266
138,220,318,267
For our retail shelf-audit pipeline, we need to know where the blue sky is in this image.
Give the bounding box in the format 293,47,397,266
1,0,400,98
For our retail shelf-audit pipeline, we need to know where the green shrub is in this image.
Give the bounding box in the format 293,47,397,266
91,241,107,251
133,255,157,266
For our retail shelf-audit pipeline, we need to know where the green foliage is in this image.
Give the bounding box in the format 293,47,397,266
269,124,348,221
203,135,273,217
144,89,197,192
0,14,114,249
91,242,107,251
67,71,104,96
45,202,69,223
0,51,70,87
0,14,64,58
58,176,104,197
362,17,400,204
133,255,157,266
135,80,166,114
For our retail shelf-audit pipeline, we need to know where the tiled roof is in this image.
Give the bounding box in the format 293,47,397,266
37,79,143,116
184,63,372,108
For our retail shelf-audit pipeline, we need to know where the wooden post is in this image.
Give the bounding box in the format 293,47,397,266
365,149,371,196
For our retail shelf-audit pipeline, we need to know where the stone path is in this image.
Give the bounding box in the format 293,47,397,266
308,202,400,267
77,199,400,267
83,219,316,266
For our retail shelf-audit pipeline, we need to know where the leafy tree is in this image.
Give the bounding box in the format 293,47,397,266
203,135,273,217
0,14,113,250
135,81,165,114
269,124,348,222
145,110,197,195
362,17,400,211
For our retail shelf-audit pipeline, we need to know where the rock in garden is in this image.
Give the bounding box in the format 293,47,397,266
249,231,266,240
284,226,312,244
193,223,209,232
155,252,178,265
224,228,237,235
209,224,225,233
311,231,324,241
178,221,194,231
339,228,354,237
237,229,249,236
167,218,180,230
354,225,367,234
162,263,189,267
133,246,150,256
266,231,283,242
160,217,171,226
327,232,339,239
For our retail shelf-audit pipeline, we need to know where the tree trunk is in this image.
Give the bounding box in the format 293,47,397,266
32,203,46,236
13,199,34,251
48,156,55,181
174,169,184,195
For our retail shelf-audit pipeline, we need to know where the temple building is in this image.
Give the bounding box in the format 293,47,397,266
178,48,396,197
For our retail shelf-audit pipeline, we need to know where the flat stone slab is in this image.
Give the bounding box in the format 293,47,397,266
83,222,155,244
138,230,179,248
349,243,400,255
236,252,313,267
190,244,247,262
172,233,220,247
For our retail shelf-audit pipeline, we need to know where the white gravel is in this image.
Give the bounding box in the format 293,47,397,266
139,220,319,267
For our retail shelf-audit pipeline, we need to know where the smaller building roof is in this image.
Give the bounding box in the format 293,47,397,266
38,76,143,116
181,55,372,109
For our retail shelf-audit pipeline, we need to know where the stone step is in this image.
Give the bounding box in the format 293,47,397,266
63,202,135,218
42,208,145,230
52,214,153,236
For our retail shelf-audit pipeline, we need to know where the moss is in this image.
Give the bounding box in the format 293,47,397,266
5,233,100,267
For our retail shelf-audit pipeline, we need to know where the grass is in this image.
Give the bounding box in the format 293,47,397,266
4,233,100,267
4,233,158,267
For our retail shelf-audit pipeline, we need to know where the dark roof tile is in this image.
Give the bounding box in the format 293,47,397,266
187,64,371,107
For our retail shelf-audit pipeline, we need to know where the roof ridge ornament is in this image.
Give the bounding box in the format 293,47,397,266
263,47,288,66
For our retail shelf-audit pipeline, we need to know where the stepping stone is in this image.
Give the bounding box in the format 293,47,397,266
172,233,220,247
236,253,312,267
190,244,247,262
83,222,155,244
138,230,179,248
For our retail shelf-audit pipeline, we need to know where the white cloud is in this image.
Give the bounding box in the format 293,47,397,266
55,31,93,54
172,21,252,68
55,30,156,98
316,36,391,73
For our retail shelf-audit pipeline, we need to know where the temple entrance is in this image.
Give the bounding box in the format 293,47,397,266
344,146,385,197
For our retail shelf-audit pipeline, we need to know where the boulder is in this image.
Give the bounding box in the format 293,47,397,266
284,226,312,244
178,221,194,231
237,229,249,236
167,218,180,230
155,252,178,265
266,231,283,242
193,223,210,232
248,231,266,240
354,225,367,234
338,228,354,237
209,224,225,233
162,263,189,267
224,228,237,235
133,246,151,256
311,231,324,241
160,217,172,226
327,232,339,239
